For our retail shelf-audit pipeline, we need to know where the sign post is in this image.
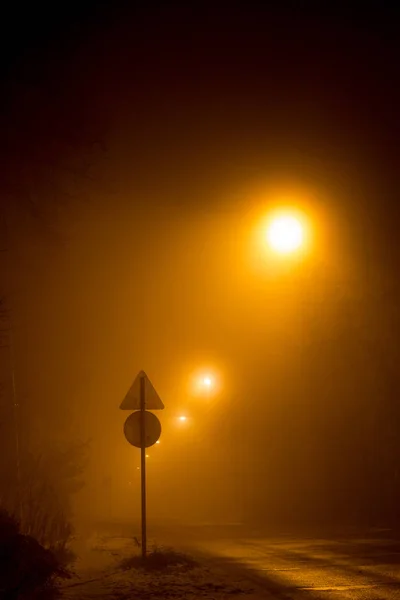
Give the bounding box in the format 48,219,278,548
120,370,164,560
140,374,147,558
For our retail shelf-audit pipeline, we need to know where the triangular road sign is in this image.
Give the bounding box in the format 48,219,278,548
120,370,165,410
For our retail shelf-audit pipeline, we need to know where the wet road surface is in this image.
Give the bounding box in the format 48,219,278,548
162,523,400,599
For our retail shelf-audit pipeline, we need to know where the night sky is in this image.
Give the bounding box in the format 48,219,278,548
1,2,400,524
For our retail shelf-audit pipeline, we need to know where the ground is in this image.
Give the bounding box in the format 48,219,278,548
58,521,400,600
59,524,260,600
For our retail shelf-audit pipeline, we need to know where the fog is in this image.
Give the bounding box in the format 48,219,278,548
1,4,399,545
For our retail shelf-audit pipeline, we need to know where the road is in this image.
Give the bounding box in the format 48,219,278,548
158,522,400,599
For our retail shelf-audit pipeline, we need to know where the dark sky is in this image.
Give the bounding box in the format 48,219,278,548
2,2,398,291
2,3,399,216
1,2,400,523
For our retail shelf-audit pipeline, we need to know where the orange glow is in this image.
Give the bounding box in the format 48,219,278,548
267,214,304,253
247,185,317,274
189,368,222,397
202,376,213,387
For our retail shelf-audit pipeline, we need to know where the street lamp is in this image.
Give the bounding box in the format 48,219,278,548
266,213,305,254
202,376,213,388
190,369,220,398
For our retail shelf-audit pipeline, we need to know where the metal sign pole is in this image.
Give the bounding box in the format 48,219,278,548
121,370,164,559
140,374,147,559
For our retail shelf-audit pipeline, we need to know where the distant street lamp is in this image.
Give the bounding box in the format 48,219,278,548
202,376,213,388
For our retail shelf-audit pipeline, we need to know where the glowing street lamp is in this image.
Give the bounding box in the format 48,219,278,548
178,415,187,422
266,213,305,254
202,376,213,388
190,369,221,398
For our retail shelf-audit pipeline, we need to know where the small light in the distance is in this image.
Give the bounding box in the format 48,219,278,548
203,376,213,387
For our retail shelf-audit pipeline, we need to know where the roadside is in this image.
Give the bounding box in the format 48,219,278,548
59,524,270,600
56,519,400,599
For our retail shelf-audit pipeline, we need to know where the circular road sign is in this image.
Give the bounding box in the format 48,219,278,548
124,411,162,448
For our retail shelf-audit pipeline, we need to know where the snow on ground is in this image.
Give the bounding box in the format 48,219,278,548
58,530,265,600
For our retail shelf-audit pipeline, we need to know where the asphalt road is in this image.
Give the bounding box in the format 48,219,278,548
160,523,400,599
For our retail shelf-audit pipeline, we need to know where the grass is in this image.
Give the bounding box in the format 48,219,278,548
108,543,255,599
58,535,258,599
119,544,198,571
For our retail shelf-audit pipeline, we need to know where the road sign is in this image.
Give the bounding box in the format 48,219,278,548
119,371,165,560
124,411,162,448
120,370,164,410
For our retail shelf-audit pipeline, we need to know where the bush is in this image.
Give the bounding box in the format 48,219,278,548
0,509,71,599
0,440,87,551
18,444,85,549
